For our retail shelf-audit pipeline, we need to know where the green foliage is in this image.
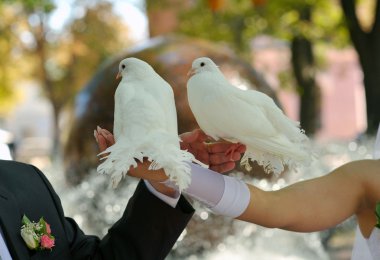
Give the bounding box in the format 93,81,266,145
376,202,380,228
50,2,130,108
177,1,257,54
2,0,55,13
177,0,349,54
0,0,129,113
0,3,20,114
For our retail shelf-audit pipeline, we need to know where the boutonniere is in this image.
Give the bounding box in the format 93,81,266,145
20,215,55,251
375,202,380,229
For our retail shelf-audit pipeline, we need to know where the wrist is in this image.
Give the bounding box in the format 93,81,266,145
149,181,178,198
128,160,169,182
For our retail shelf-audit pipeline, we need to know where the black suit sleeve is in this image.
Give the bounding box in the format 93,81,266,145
33,167,194,260
97,181,194,260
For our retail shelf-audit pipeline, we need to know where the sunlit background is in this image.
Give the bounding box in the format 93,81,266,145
1,0,380,259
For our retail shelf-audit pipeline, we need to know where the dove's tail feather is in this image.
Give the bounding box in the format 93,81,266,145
252,89,309,143
242,134,313,175
272,115,307,143
97,131,194,190
266,103,309,144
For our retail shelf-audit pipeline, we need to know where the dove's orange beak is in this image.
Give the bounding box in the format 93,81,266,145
187,68,196,77
116,71,122,80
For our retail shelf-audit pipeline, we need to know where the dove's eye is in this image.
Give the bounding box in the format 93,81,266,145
121,64,126,69
200,62,205,67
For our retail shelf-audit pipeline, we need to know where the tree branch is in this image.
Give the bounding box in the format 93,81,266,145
340,0,367,56
372,0,380,35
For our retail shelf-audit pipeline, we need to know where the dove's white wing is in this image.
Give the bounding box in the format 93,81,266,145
116,78,168,139
113,80,135,141
229,86,311,163
189,74,289,140
145,75,179,136
231,87,307,142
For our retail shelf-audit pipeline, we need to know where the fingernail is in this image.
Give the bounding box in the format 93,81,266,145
94,130,98,143
97,125,102,131
100,129,108,137
102,129,109,135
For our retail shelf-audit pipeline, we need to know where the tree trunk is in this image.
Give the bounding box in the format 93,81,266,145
51,102,61,157
341,0,380,134
34,13,61,157
362,59,380,134
290,7,321,136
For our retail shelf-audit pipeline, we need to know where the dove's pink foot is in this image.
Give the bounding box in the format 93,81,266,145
225,142,244,160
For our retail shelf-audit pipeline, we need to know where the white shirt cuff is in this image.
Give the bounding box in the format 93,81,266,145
144,180,181,208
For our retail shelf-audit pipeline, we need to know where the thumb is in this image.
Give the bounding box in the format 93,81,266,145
180,128,207,143
97,134,108,153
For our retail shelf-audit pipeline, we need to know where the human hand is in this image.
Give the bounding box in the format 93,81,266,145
94,126,176,196
180,129,246,173
94,126,115,157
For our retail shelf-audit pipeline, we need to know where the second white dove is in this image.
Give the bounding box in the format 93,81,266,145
187,57,312,175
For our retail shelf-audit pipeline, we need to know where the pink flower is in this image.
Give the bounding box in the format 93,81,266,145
40,235,55,250
45,223,51,234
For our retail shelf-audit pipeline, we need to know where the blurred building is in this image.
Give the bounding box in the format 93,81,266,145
318,49,367,140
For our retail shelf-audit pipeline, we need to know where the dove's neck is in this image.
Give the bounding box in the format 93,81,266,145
188,72,228,99
128,67,157,81
122,73,154,83
209,71,230,88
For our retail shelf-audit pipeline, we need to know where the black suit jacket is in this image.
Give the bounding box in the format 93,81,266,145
0,160,194,260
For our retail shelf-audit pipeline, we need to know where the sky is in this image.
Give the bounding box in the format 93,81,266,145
49,0,148,41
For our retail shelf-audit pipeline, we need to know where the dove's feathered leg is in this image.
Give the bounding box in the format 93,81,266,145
137,131,195,190
240,134,309,173
97,130,196,190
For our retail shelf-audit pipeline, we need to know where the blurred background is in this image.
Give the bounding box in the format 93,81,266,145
1,0,379,259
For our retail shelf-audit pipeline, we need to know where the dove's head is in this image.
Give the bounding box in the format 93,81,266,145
116,57,154,80
188,57,220,77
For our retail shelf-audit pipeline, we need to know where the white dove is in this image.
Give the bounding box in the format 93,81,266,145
187,57,312,175
97,57,196,189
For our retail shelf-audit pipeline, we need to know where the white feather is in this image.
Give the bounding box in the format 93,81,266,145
187,57,313,175
98,57,195,189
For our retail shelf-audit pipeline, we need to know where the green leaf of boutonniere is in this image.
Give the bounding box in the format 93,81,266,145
38,218,47,234
22,215,32,226
375,202,380,229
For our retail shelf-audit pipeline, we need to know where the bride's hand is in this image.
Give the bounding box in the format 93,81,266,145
180,129,246,173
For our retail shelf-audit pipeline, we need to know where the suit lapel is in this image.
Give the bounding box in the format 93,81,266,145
0,187,30,260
